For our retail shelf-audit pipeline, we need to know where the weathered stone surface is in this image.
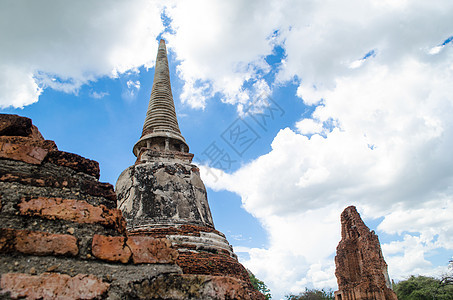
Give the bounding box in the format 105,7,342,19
0,228,78,256
334,206,397,300
0,141,48,164
176,252,251,283
0,114,40,138
0,273,109,299
0,115,57,165
127,235,178,264
116,161,214,229
18,196,125,231
128,225,236,259
0,136,57,165
0,159,116,202
91,234,131,263
0,255,182,297
131,274,265,300
0,136,57,151
43,150,100,179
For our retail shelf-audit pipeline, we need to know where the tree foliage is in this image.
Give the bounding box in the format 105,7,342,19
394,275,453,300
249,271,272,299
285,288,334,300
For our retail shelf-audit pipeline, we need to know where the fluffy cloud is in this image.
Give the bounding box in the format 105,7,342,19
295,118,324,135
164,0,280,109
202,55,453,295
197,1,453,298
0,0,164,108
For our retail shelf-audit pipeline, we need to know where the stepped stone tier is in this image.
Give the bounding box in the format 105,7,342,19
0,113,264,299
334,206,398,300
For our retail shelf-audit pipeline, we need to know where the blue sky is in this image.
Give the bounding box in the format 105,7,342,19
1,1,453,299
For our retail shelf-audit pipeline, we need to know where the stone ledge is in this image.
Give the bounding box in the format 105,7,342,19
0,160,116,202
0,114,43,139
136,148,194,164
128,224,222,238
168,232,236,259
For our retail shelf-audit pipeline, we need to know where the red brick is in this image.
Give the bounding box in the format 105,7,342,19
19,197,126,232
127,236,178,264
15,230,78,256
0,228,78,256
92,234,131,263
0,273,109,299
0,141,49,164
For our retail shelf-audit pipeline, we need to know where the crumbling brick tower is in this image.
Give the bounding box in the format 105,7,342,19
334,206,398,300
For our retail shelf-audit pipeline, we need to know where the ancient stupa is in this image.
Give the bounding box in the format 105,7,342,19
115,40,259,284
116,39,216,232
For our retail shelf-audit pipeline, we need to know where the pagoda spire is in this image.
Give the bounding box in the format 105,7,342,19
133,39,188,157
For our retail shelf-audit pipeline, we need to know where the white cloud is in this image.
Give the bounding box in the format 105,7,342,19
90,91,109,99
164,0,280,109
276,0,453,90
122,79,141,100
0,66,42,108
199,1,453,297
295,119,323,135
429,45,444,55
126,80,141,90
383,233,450,280
0,0,164,108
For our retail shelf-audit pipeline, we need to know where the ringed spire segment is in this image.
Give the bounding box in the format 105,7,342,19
133,39,189,157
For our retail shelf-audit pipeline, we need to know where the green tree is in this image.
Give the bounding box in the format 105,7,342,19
285,288,334,300
394,275,453,300
248,271,272,299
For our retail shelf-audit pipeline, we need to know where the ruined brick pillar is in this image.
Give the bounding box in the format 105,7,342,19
334,206,398,300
